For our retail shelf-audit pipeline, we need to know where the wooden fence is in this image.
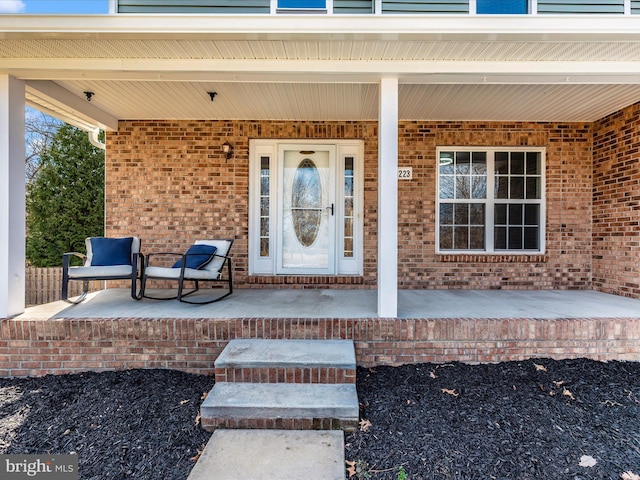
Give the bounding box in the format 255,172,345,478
26,267,103,306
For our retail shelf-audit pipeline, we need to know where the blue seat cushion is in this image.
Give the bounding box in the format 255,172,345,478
90,237,133,266
172,244,218,270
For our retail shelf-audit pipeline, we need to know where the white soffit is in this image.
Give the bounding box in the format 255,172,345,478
5,15,640,124
3,39,640,63
46,80,640,122
53,80,380,121
400,84,640,122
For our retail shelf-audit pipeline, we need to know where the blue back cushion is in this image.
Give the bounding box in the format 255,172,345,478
172,244,217,270
90,237,133,266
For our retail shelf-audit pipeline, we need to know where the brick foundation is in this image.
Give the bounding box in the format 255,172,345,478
1,316,638,377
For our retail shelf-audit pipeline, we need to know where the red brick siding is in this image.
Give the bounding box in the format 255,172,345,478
106,120,594,291
397,121,593,290
1,316,638,377
593,104,640,298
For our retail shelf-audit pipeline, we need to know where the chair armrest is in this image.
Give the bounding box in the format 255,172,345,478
62,252,87,269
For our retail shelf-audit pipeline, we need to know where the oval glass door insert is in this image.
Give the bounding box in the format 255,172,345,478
292,158,322,247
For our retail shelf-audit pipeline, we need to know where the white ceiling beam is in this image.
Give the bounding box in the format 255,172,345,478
25,80,119,131
6,59,640,84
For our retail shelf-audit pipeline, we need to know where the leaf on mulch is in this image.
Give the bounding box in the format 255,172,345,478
622,471,640,480
201,392,208,401
194,412,201,426
346,460,357,477
563,388,575,401
429,370,437,379
359,419,372,432
534,363,547,372
179,399,189,405
190,444,206,462
554,380,566,387
441,388,459,397
579,455,597,468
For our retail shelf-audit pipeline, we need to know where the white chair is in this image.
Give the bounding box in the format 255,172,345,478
141,239,233,304
62,237,143,304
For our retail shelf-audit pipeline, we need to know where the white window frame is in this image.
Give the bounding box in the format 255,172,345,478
436,146,546,255
249,139,364,275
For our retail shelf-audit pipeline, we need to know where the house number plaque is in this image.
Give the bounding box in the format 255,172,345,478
398,167,413,180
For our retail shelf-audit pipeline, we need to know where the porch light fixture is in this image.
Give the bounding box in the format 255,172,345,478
84,91,94,102
222,141,233,160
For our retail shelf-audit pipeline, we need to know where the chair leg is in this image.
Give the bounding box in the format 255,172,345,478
62,255,89,304
178,260,233,305
62,280,89,305
131,254,144,300
131,276,143,300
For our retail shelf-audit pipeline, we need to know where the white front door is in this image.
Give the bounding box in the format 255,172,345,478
276,145,336,274
249,139,363,277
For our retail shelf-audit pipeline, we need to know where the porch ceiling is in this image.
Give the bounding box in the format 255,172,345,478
3,14,640,127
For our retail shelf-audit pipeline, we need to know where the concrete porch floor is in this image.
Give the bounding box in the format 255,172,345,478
20,288,640,320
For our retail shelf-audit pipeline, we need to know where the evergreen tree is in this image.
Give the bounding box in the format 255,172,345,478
26,124,105,267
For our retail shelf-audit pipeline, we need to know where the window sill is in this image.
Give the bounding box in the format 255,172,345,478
437,253,548,263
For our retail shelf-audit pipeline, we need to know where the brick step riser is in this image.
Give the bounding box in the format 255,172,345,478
214,366,356,384
202,417,358,432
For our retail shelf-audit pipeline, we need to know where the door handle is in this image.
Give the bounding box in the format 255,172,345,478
326,204,334,216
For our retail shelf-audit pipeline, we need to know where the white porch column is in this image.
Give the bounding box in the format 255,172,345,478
377,77,398,317
0,75,26,317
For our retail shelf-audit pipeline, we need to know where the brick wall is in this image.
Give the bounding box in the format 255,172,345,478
593,104,640,298
1,316,638,377
397,121,593,290
106,120,595,292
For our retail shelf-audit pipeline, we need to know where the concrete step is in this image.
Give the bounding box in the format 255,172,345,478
187,429,345,480
214,339,356,384
201,382,359,432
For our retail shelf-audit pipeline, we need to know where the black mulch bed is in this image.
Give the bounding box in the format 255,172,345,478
0,370,214,480
347,359,640,480
0,359,639,480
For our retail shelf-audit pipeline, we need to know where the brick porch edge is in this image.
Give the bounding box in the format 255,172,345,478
1,317,639,377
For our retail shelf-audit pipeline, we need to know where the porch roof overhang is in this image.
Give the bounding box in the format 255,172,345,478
2,14,640,130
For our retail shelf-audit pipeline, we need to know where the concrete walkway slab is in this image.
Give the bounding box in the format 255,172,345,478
215,339,356,369
187,429,345,480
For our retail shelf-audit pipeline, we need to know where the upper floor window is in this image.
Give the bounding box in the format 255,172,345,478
278,0,326,10
477,0,528,14
436,148,545,254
